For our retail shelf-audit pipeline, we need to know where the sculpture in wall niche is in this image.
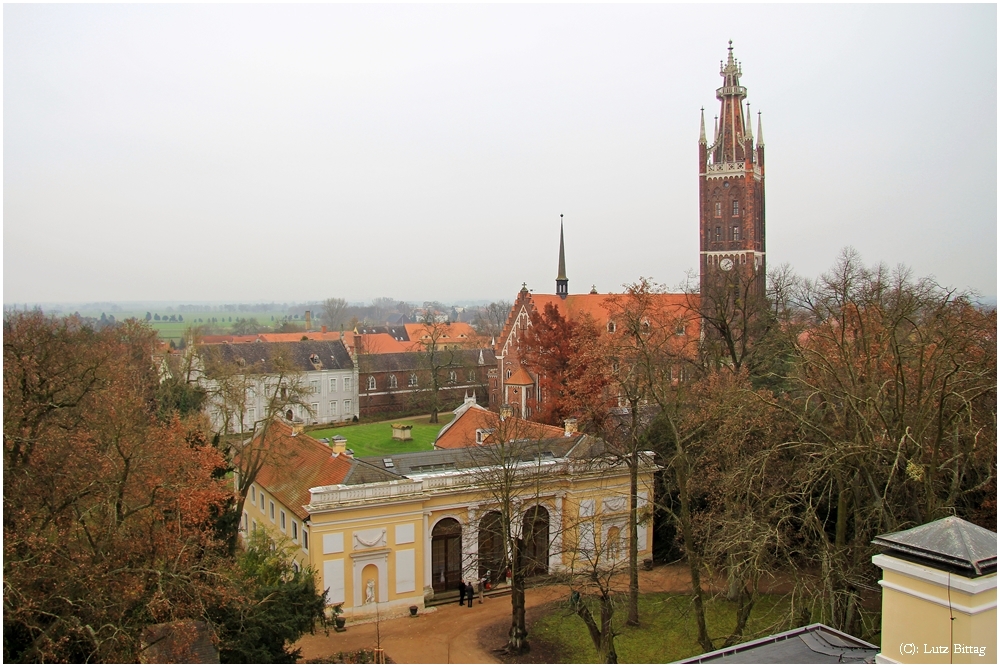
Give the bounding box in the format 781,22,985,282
354,528,387,550
365,579,375,605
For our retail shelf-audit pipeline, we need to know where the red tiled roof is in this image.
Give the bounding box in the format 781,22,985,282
434,402,569,449
403,322,479,345
528,292,694,325
247,421,354,520
359,333,412,354
200,331,346,345
506,367,534,385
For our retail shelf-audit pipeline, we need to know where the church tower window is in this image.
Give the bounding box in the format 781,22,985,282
732,200,740,216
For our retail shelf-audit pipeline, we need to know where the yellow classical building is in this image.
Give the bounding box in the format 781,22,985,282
240,418,656,619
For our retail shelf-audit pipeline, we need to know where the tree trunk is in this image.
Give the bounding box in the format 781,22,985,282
429,407,438,424
573,591,618,663
507,538,529,654
677,457,713,652
627,447,640,627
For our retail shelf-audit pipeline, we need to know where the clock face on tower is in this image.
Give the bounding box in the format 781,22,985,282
720,258,734,271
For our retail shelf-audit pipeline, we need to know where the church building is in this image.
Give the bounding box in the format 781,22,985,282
491,43,766,419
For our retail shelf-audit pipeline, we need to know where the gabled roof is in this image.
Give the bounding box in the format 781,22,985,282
678,623,878,664
358,348,497,374
404,322,478,344
196,339,353,375
872,516,997,577
506,367,534,386
200,331,346,345
357,333,412,354
433,402,574,450
249,421,401,520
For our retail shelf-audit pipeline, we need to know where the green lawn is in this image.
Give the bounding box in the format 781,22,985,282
307,414,455,457
531,592,793,663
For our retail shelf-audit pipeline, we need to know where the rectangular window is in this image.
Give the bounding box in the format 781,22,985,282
269,501,275,521
344,399,352,414
310,402,319,417
715,226,721,241
251,486,256,502
242,512,248,532
310,379,320,394
343,376,352,391
260,493,265,511
733,226,740,241
247,407,255,424
330,400,338,416
330,377,337,393
732,200,739,216
292,521,298,541
303,529,309,551
280,510,286,531
714,202,721,217
252,519,257,532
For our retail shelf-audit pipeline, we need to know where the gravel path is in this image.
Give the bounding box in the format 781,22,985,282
294,565,705,664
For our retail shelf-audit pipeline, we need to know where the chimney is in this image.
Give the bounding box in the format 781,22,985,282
871,517,996,664
322,325,328,334
331,435,347,455
563,417,578,437
305,310,312,332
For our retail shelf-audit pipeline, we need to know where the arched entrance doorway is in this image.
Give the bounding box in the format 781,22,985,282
478,511,506,584
431,518,462,593
522,505,549,576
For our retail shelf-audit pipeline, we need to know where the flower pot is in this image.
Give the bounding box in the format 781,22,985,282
409,605,419,617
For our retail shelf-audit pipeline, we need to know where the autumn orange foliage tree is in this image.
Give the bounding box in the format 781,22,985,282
4,313,234,663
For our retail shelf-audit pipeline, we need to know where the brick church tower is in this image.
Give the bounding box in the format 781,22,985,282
699,41,765,303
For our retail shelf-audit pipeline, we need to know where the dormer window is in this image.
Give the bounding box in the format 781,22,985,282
607,321,616,334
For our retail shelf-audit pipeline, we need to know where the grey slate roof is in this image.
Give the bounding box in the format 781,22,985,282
678,624,878,664
356,325,410,340
359,348,497,373
197,339,354,374
357,434,600,476
872,516,997,577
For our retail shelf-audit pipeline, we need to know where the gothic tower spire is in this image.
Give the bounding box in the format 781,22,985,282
556,214,568,298
698,41,766,304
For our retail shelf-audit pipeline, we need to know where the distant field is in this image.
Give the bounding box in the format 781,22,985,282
67,309,306,342
307,414,455,457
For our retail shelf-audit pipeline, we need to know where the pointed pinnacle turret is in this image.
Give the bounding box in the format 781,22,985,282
699,107,707,144
756,111,764,147
556,215,568,298
745,103,753,144
557,215,567,281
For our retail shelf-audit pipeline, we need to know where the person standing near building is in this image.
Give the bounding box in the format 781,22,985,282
478,576,485,604
458,580,466,606
466,582,474,608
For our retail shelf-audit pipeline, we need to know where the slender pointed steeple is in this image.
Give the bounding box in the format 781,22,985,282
756,111,764,147
699,107,707,144
556,214,568,298
745,103,753,145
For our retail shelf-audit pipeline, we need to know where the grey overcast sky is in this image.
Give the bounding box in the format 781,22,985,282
4,4,997,305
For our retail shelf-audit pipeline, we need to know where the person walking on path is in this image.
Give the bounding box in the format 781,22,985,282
458,581,466,606
478,576,486,604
